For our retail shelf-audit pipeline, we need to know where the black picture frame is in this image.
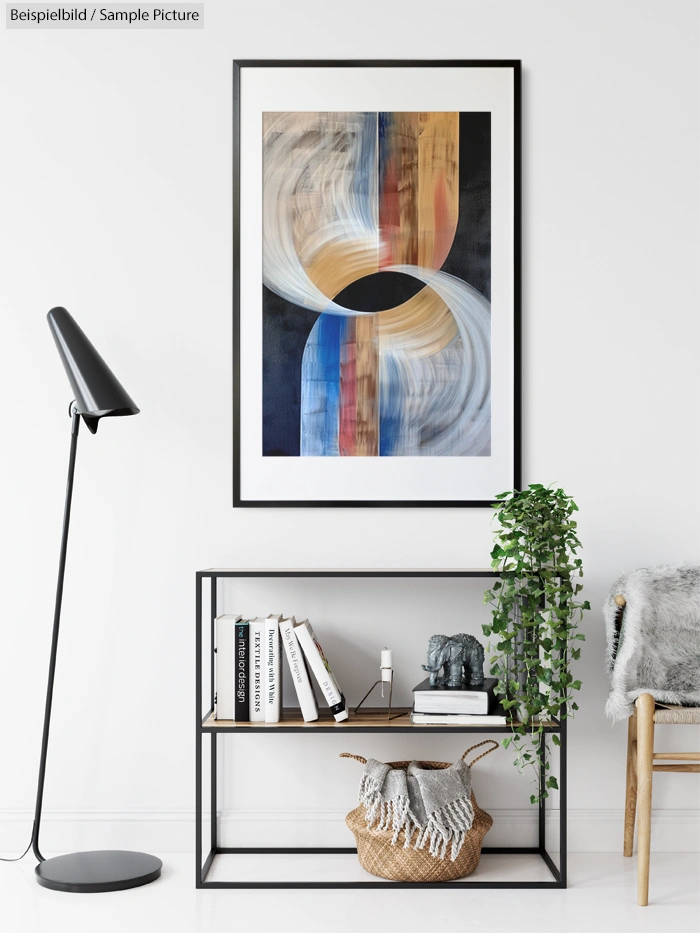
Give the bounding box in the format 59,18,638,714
233,59,521,508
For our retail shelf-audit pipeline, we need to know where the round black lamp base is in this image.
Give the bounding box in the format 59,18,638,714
35,850,162,893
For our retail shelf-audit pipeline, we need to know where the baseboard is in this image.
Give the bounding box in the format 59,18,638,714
1,808,698,854
0,809,195,856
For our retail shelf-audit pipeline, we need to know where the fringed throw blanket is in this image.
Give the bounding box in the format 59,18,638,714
358,759,474,861
604,563,700,722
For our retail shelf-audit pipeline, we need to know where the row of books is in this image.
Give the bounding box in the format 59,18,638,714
215,614,348,723
410,677,507,725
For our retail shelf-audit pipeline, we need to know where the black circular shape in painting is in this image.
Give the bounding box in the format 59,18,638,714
334,271,425,313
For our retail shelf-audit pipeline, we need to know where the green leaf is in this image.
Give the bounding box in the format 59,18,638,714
546,776,559,790
485,483,584,802
551,734,560,746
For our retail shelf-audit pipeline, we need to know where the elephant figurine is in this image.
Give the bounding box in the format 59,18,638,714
422,633,485,688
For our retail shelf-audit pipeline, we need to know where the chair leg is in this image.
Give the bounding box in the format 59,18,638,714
636,693,655,907
623,710,637,857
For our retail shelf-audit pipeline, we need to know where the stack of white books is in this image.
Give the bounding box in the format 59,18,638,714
411,677,507,725
215,614,347,724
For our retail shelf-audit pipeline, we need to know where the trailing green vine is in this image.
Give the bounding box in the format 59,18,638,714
482,484,589,803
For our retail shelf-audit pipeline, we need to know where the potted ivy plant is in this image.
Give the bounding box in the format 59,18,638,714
482,484,589,803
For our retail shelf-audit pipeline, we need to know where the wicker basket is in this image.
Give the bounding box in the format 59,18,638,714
341,740,498,883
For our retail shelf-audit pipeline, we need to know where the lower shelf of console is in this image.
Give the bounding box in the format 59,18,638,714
199,848,563,888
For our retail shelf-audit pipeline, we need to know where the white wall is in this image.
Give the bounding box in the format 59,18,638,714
1,0,698,855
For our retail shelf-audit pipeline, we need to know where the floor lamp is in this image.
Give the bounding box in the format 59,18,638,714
32,307,162,892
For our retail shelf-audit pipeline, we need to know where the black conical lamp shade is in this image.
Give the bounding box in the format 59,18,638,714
47,307,139,433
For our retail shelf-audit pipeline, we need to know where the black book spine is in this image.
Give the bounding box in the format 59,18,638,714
234,621,249,722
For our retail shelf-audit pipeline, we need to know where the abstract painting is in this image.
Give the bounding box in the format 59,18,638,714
262,111,491,458
234,62,520,505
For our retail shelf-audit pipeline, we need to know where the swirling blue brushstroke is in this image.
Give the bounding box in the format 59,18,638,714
300,312,346,456
379,353,401,457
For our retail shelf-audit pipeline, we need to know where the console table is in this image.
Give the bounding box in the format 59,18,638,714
196,568,567,889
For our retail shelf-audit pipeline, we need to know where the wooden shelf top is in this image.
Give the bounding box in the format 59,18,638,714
205,708,414,729
198,568,497,577
201,707,558,734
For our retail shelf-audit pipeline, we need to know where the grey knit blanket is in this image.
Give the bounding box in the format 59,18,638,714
358,759,474,861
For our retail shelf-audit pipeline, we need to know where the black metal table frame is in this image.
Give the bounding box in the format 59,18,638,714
195,569,567,889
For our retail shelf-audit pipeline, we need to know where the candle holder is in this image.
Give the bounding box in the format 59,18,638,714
354,666,407,721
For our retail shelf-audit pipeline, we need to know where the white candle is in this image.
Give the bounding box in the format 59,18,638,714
381,649,392,682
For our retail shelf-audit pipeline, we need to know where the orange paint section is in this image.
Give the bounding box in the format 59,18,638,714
306,238,379,300
417,112,459,270
379,112,459,271
377,285,458,358
339,315,379,457
355,315,379,456
427,171,453,271
339,317,357,456
379,113,419,268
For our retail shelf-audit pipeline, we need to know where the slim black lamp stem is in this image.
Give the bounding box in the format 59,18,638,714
32,409,81,862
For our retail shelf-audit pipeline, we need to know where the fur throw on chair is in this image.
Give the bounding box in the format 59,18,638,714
604,564,700,722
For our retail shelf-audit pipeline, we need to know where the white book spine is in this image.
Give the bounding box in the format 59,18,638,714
294,620,348,722
249,619,265,722
264,619,281,723
280,617,318,723
411,713,506,725
414,697,489,714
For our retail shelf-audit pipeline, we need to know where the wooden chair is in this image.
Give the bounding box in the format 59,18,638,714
617,598,700,906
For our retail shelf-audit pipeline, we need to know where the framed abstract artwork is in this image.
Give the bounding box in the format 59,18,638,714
233,60,520,507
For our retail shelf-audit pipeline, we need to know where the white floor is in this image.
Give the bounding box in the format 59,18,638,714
205,850,559,883
1,851,698,933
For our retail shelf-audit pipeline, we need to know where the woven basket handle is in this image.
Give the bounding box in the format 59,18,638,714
461,740,499,766
340,744,499,767
340,752,367,765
